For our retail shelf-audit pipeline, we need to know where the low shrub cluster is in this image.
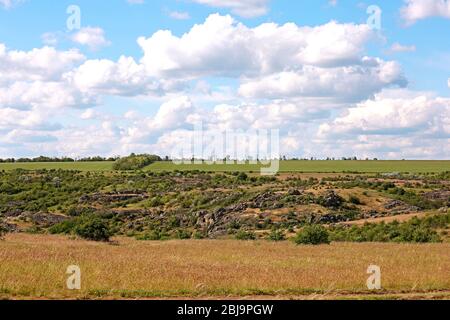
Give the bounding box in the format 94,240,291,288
294,225,331,245
112,154,161,171
235,230,256,240
267,229,286,241
49,215,111,242
329,214,450,243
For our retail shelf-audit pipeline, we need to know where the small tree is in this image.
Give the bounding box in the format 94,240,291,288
74,217,111,242
294,225,330,245
268,229,286,241
235,230,256,240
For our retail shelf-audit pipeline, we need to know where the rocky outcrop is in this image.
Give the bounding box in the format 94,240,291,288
319,191,344,208
79,191,148,204
384,200,421,214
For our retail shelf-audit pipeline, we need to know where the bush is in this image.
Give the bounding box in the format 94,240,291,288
328,214,448,243
113,154,161,171
267,229,286,241
48,219,77,235
74,217,111,242
235,230,256,240
175,229,192,240
294,225,330,245
136,230,163,241
136,229,171,241
237,173,248,181
50,216,111,242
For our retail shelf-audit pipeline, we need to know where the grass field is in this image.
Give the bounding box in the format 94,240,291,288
0,161,114,171
0,234,449,300
0,160,449,173
146,160,450,173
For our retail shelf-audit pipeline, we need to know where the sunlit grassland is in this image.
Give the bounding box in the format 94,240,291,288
0,234,449,299
144,160,450,173
0,160,448,173
0,162,114,171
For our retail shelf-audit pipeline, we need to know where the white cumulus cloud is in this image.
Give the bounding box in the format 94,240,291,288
191,0,270,17
401,0,450,25
71,27,111,50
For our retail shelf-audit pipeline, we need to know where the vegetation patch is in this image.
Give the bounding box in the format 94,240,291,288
113,154,161,171
294,225,331,245
330,214,450,243
49,215,111,242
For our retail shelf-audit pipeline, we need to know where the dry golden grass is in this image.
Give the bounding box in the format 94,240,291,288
0,234,449,300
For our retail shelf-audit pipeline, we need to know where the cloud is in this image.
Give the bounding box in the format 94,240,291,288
239,59,407,102
66,56,188,97
138,14,406,103
0,81,97,110
169,11,191,20
71,27,111,50
1,14,435,159
319,89,450,136
138,15,376,78
0,44,95,111
80,108,100,120
388,42,416,53
191,0,270,18
127,0,144,4
2,90,448,159
41,32,59,46
0,44,85,83
0,0,22,9
328,0,338,7
317,89,450,159
401,0,450,25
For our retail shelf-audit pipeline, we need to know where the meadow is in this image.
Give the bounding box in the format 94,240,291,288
146,160,450,173
0,234,449,300
1,163,449,300
0,160,449,173
0,161,114,171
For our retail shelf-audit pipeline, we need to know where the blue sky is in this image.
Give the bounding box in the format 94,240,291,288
0,0,449,159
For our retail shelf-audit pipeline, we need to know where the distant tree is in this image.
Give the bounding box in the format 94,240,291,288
294,225,330,245
73,217,111,242
113,154,162,171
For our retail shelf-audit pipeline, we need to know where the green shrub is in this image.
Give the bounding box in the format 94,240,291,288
175,229,192,240
329,214,448,243
136,229,170,241
50,216,111,242
294,225,330,245
136,230,162,241
74,217,111,242
237,173,248,181
235,230,256,240
267,229,286,241
48,219,77,235
113,154,161,171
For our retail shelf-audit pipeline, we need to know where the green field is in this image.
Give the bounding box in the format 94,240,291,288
145,160,450,173
0,161,114,171
0,160,448,173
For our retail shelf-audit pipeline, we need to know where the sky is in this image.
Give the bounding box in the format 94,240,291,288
0,0,449,160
